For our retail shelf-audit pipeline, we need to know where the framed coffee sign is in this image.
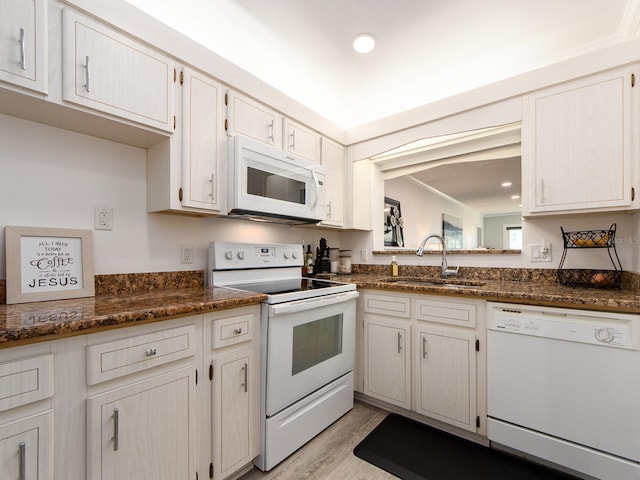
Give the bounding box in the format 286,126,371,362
5,226,95,304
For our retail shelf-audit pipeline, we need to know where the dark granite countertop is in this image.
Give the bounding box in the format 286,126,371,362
3,268,640,348
0,286,266,348
344,273,640,313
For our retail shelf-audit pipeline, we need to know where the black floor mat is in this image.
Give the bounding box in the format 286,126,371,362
354,414,579,480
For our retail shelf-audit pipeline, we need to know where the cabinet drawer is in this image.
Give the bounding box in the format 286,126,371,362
363,293,411,318
211,313,254,349
0,354,53,412
86,324,196,385
415,298,476,328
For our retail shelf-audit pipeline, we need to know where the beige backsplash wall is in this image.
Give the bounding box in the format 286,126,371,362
0,113,340,280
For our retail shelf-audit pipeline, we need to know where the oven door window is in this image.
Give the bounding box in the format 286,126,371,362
247,166,306,204
292,314,342,375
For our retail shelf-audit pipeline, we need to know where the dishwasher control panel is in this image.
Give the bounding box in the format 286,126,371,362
488,302,639,350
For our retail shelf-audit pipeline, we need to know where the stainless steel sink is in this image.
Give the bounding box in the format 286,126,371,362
378,277,486,288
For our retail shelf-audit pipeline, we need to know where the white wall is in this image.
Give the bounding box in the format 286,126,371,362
0,114,341,279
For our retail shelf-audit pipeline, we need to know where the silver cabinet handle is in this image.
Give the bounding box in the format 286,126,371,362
242,363,248,393
290,130,296,149
19,28,26,71
326,201,332,219
113,408,119,451
233,327,243,335
267,120,274,140
422,336,427,359
209,174,214,198
84,55,91,92
397,332,402,353
146,348,157,356
19,442,26,480
540,178,545,204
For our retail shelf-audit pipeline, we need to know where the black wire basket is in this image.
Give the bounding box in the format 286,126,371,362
557,223,622,289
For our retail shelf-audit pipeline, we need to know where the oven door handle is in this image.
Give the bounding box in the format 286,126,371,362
269,290,359,317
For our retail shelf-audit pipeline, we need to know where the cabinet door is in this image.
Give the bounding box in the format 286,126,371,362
0,411,53,480
86,367,195,480
225,90,281,147
283,118,320,163
0,0,47,94
414,325,476,432
181,68,224,211
363,316,410,409
62,9,174,132
319,137,345,227
523,68,636,214
212,348,257,479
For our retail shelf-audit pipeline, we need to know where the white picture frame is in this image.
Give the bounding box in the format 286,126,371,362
5,226,95,304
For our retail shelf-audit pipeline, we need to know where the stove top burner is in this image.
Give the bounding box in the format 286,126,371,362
224,277,346,296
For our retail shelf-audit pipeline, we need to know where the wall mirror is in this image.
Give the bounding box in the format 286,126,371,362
372,122,522,251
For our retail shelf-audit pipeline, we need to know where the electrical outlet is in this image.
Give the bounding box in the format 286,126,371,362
181,244,194,264
529,243,552,262
94,206,113,231
360,249,368,262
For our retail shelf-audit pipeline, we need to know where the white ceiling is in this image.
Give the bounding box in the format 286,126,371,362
127,0,640,129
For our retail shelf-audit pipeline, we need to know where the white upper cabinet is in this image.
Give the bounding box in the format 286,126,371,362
522,67,638,215
225,89,282,147
283,118,321,163
181,67,224,212
319,137,345,227
0,0,47,94
62,8,174,132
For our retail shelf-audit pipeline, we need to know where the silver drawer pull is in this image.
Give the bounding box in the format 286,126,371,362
19,442,26,480
19,28,26,71
146,348,157,356
233,328,243,335
113,408,119,451
241,363,248,393
84,55,91,92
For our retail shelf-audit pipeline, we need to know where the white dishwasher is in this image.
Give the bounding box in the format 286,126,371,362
487,301,640,480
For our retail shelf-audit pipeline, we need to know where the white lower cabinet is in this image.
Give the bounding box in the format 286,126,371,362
86,367,195,480
85,320,198,480
206,305,260,480
358,290,486,436
0,410,53,480
0,351,54,480
213,349,255,477
414,325,477,432
363,316,410,409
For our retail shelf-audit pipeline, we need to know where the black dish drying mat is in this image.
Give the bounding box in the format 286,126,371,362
353,413,579,480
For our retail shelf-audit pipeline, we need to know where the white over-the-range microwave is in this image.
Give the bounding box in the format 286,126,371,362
227,135,327,225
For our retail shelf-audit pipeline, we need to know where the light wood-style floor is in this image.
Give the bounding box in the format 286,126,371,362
240,401,398,480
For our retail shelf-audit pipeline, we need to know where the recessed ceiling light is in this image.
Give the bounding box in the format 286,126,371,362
501,181,512,187
511,195,521,200
352,34,376,54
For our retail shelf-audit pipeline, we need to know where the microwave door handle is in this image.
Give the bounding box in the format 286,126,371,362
310,170,320,209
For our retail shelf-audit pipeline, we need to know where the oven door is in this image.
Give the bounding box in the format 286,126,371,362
229,135,326,222
265,290,358,416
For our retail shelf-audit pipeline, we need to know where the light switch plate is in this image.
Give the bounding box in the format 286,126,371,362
529,243,552,262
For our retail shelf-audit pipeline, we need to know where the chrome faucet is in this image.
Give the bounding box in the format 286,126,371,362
416,234,459,278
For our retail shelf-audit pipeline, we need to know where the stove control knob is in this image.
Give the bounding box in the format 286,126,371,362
225,250,234,260
283,252,290,259
595,327,614,343
237,250,245,260
292,251,299,259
